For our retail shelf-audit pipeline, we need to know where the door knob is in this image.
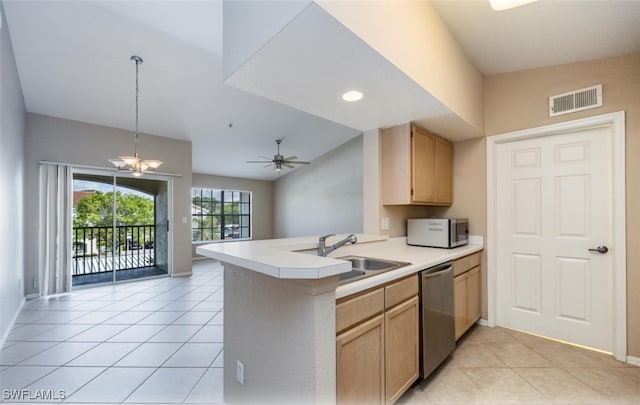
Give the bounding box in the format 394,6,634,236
588,246,608,254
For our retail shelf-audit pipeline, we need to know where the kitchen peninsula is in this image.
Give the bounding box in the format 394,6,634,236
196,234,483,404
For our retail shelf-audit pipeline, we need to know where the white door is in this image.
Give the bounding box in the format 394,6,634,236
496,126,613,352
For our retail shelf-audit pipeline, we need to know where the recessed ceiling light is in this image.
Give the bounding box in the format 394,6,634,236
489,0,538,11
342,90,363,102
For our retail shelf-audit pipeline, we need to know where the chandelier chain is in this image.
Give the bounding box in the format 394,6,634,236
109,55,162,175
134,57,140,154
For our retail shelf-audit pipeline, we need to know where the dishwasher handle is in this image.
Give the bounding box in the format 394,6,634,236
421,261,453,279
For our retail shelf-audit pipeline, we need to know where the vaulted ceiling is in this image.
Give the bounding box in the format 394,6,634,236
3,0,638,180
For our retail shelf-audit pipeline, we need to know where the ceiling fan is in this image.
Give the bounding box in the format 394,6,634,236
246,139,310,173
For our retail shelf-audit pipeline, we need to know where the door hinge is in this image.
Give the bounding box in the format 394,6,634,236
166,219,170,231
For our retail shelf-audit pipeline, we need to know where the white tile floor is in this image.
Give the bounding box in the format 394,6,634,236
1,260,224,404
3,259,638,404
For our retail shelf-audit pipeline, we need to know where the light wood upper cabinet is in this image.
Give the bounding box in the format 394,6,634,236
381,123,453,206
435,137,453,204
411,126,436,202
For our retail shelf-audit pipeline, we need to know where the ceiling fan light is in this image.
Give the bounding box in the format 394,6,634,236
144,160,163,169
121,156,139,166
247,139,309,173
109,158,126,169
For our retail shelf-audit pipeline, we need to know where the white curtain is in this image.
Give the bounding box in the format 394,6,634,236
38,164,73,296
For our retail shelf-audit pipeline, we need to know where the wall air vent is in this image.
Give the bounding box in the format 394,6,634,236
549,84,602,117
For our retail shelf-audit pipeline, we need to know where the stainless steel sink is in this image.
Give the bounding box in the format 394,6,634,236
337,256,410,283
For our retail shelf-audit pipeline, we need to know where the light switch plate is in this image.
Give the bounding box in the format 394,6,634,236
381,217,390,230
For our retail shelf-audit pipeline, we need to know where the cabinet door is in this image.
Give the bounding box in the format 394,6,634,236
467,266,481,326
454,274,468,340
435,138,453,204
411,126,436,203
385,296,419,404
337,314,385,404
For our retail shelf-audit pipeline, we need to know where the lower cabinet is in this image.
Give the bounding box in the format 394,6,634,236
453,252,482,340
336,275,419,404
385,295,419,403
336,315,385,404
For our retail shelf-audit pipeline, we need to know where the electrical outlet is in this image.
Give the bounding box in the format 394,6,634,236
182,217,187,224
381,216,390,230
236,360,245,385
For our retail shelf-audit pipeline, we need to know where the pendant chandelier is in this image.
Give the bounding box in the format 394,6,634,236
109,55,162,176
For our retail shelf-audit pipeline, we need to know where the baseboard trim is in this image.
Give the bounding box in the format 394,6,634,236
476,318,489,327
173,271,193,278
25,293,39,299
627,355,640,366
0,297,26,349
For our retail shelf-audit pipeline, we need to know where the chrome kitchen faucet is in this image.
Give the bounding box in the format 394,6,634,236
317,233,357,257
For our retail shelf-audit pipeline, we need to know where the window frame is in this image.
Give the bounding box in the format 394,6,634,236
191,187,252,243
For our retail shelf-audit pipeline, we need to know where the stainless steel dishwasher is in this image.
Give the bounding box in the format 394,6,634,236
419,261,455,378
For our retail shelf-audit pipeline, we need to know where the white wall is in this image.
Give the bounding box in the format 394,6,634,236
191,173,274,258
273,135,363,238
0,0,26,342
24,113,193,294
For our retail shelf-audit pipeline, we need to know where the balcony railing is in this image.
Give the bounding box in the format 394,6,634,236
72,225,155,275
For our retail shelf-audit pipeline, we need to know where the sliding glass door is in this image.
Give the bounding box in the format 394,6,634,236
72,170,170,287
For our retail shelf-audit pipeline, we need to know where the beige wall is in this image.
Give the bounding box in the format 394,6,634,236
24,113,193,292
484,53,640,357
430,137,488,317
191,173,274,258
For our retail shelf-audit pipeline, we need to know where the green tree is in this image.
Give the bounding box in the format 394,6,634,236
73,191,154,252
74,191,154,227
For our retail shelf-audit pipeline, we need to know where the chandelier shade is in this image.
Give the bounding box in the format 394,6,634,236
109,55,163,175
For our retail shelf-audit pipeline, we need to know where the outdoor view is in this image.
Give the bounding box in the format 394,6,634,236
72,178,158,285
191,188,251,242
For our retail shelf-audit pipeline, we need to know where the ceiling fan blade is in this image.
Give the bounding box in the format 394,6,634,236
247,140,307,171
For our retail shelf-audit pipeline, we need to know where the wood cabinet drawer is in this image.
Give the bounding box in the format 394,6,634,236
336,288,384,333
385,275,419,309
453,255,470,277
469,252,481,269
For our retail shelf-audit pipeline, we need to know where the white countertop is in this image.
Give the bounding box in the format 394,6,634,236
196,234,483,299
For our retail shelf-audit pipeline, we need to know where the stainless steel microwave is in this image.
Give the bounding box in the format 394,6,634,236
407,218,469,248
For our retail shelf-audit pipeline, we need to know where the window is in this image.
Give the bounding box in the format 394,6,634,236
191,188,251,242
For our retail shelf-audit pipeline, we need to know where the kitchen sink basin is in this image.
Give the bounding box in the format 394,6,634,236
337,256,410,284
